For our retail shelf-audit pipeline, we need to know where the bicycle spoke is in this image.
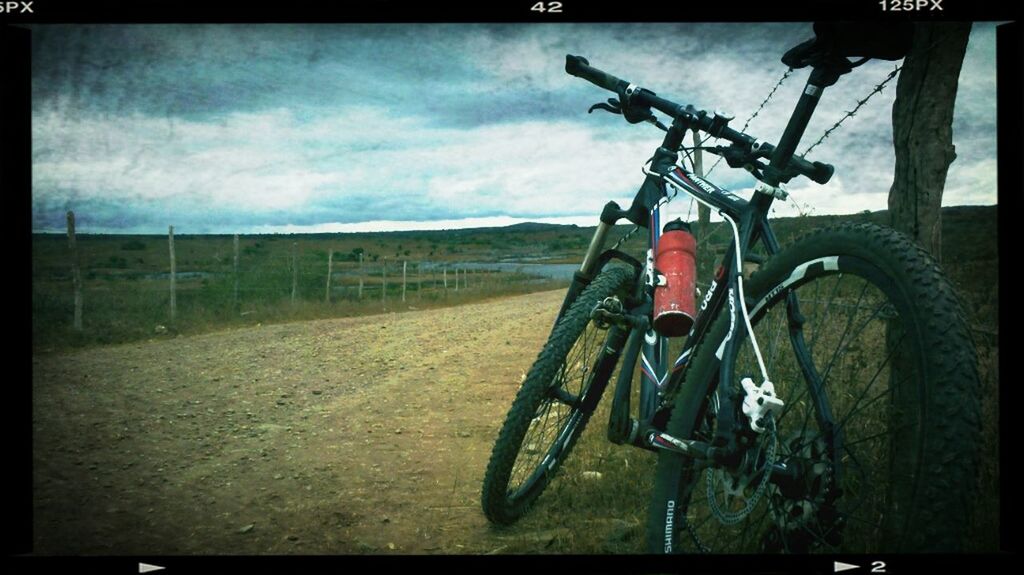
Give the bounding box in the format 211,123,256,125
549,386,579,407
807,273,845,356
839,425,903,450
817,279,872,385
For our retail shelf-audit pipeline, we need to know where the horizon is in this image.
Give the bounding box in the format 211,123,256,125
34,203,997,236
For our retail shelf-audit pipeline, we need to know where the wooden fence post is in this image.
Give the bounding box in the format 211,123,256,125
66,211,83,331
443,267,448,290
291,242,298,305
402,260,407,302
233,234,240,310
168,225,177,322
455,267,459,292
358,252,364,300
326,249,333,303
418,262,422,300
382,256,387,308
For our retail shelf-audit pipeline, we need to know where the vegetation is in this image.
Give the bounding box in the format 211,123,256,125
30,204,999,552
33,206,996,352
32,224,597,352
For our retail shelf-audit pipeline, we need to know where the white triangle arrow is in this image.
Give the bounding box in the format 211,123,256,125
834,561,860,573
139,563,165,574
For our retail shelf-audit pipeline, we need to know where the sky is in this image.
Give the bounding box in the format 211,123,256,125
29,23,999,235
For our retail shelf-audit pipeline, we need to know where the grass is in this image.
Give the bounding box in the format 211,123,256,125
32,207,1000,553
32,228,580,352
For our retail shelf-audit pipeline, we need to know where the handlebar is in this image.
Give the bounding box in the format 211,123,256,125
565,54,834,185
565,55,626,94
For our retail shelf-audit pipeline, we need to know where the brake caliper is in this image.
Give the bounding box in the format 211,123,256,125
739,377,785,433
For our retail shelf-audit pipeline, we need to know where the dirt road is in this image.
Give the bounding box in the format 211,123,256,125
33,290,648,555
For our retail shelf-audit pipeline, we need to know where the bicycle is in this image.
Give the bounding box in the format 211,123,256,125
480,24,981,554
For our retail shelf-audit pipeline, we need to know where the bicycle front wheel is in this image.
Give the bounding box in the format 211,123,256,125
647,222,981,553
482,265,635,525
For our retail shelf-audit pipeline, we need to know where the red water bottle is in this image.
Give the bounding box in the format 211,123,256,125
653,219,697,337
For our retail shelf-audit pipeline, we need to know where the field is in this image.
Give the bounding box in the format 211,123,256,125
33,207,997,353
29,206,999,554
31,222,598,352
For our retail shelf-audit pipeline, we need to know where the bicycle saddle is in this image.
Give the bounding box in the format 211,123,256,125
782,21,914,69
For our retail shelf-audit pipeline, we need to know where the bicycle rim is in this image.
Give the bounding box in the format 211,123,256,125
505,315,608,502
676,257,930,553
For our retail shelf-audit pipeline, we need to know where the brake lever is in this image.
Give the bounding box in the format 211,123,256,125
714,145,754,168
647,117,668,132
588,98,622,115
588,97,665,131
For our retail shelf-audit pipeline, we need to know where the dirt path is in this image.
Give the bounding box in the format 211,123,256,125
31,290,579,555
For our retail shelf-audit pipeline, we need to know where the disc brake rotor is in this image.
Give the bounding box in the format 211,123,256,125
766,434,844,551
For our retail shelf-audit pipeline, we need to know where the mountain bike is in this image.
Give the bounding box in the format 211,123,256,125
480,25,981,553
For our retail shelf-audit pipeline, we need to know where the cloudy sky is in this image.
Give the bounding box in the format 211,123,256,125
30,23,999,234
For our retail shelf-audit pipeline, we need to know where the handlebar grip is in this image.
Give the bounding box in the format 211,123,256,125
807,160,834,185
565,54,626,93
787,155,834,185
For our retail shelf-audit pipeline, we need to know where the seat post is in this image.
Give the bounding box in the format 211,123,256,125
763,60,849,187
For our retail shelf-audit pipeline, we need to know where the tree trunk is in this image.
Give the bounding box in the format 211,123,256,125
886,24,970,547
888,22,972,262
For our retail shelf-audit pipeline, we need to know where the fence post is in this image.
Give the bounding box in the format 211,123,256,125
233,234,240,310
382,256,387,309
358,252,364,300
443,267,447,290
66,211,83,331
455,267,459,292
326,248,333,303
168,225,177,322
291,242,298,306
418,262,422,300
402,261,407,302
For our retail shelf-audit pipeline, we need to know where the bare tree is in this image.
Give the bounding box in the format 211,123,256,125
888,22,972,261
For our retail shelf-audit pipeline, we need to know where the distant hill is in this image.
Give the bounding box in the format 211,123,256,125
502,222,578,232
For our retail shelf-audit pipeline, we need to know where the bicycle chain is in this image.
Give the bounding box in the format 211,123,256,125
704,416,778,525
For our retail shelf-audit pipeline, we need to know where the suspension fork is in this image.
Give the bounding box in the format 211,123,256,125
555,201,635,322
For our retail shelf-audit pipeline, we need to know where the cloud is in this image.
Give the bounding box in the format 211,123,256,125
30,23,998,234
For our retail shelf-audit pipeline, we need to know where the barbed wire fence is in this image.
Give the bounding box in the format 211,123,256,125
699,26,963,190
39,215,575,339
703,67,796,180
799,65,903,158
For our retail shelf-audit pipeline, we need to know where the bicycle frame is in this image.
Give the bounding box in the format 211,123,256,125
595,162,786,450
553,56,852,454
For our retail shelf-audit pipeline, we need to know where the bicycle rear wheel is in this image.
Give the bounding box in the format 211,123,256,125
647,223,981,553
481,265,635,525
